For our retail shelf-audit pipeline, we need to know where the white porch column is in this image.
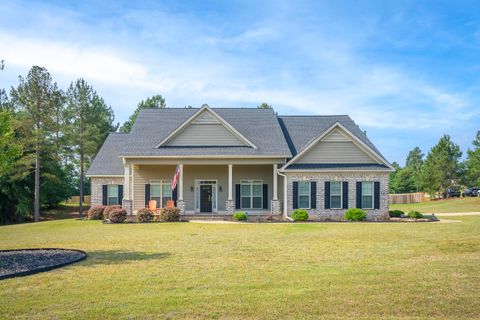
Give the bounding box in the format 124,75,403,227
228,164,233,201
273,164,278,200
178,164,184,201
124,164,130,200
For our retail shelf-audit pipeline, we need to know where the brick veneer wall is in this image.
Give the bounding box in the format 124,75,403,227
285,172,389,221
90,177,124,206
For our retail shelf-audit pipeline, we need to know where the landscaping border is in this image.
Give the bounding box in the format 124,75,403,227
0,248,87,280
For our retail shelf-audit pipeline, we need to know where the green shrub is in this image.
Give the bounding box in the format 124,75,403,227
291,209,309,221
158,207,180,222
408,210,424,219
233,211,248,221
389,210,404,218
103,205,122,219
345,208,366,221
137,208,154,223
108,208,127,223
87,205,106,220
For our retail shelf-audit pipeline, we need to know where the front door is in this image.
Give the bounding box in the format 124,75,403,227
200,185,213,213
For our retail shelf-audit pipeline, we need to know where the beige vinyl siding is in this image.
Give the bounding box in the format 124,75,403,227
193,111,219,124
297,141,377,164
166,123,246,146
133,165,176,211
323,128,349,142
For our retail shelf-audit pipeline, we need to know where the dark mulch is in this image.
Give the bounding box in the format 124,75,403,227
0,249,87,280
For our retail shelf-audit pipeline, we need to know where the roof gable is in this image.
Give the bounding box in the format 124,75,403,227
157,106,257,148
282,123,394,170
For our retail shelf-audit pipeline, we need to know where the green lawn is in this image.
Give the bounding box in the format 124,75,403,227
1,217,480,319
391,196,480,214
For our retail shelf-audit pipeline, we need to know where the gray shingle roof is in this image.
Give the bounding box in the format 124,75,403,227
87,108,391,176
121,108,292,157
86,133,126,176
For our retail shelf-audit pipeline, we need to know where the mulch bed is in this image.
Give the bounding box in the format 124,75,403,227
0,248,87,280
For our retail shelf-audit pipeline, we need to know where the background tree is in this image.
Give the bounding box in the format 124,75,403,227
389,162,416,194
10,66,62,222
119,94,165,133
465,131,480,186
257,102,272,109
405,146,424,192
421,135,462,198
65,79,117,217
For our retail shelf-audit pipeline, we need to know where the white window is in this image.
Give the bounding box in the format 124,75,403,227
107,185,119,205
241,180,263,209
362,181,374,209
330,181,342,209
151,180,172,208
298,181,310,209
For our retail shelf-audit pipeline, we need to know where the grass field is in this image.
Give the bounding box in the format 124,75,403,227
1,216,480,319
391,196,480,214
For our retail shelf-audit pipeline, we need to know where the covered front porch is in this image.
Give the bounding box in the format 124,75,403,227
121,158,285,216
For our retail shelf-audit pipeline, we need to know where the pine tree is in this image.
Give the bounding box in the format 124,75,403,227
465,131,480,186
119,94,166,133
405,147,424,192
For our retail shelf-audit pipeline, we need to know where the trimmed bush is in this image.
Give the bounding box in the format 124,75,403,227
408,210,424,219
291,209,309,221
103,205,122,219
137,208,154,223
108,208,127,223
158,207,180,222
87,205,106,220
345,208,366,221
233,211,248,221
389,210,404,218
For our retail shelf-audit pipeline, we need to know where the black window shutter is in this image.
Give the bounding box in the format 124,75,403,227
324,181,330,209
342,181,348,209
102,185,108,205
310,182,316,209
292,181,298,209
374,181,380,209
172,187,177,206
145,184,150,207
118,185,124,205
235,184,241,209
263,184,268,209
356,182,362,208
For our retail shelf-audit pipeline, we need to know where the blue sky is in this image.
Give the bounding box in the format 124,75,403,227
1,0,479,164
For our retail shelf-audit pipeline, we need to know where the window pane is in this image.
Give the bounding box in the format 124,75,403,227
298,181,309,195
299,195,310,208
151,184,161,197
241,197,251,208
362,182,373,195
241,184,251,197
330,182,341,195
331,195,341,209
151,196,161,208
252,197,262,208
108,185,118,197
362,195,373,209
162,182,172,198
252,184,262,197
108,197,118,205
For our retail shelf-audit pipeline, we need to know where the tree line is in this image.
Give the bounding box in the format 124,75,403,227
0,64,170,224
389,133,480,196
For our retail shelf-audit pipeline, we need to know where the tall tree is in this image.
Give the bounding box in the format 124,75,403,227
10,66,62,222
465,131,480,186
0,110,22,175
65,79,117,216
119,94,166,133
421,135,462,197
405,146,424,192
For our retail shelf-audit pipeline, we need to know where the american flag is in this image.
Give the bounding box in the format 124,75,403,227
172,165,180,191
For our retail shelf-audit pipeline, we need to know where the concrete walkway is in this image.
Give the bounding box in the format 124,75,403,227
434,212,480,216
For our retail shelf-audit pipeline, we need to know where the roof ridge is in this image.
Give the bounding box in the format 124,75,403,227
278,114,350,117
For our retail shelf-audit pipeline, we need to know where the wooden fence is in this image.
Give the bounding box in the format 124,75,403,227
64,195,91,205
389,192,426,204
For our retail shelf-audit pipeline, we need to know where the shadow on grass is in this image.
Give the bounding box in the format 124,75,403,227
80,250,171,266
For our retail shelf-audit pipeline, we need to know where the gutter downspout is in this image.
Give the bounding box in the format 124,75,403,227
277,170,293,221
